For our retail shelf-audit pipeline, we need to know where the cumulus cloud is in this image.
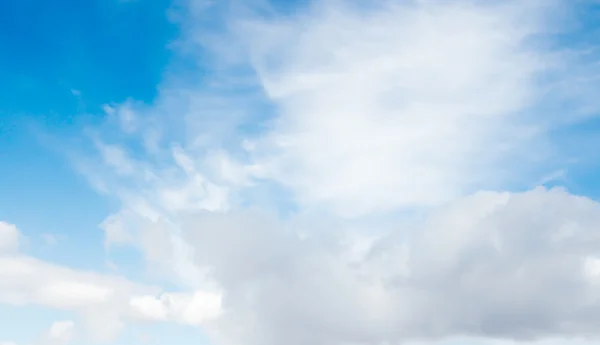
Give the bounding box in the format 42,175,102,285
179,187,600,345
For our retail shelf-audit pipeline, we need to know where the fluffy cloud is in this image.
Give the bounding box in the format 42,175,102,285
181,188,600,345
129,290,222,326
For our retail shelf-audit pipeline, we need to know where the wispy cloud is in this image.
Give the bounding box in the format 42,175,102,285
228,0,600,216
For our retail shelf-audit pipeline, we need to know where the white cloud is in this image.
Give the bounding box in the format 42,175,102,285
81,0,600,221
129,290,222,326
0,223,222,342
44,320,75,345
0,253,148,340
0,253,146,309
0,222,20,254
229,0,597,217
181,187,600,345
58,0,600,344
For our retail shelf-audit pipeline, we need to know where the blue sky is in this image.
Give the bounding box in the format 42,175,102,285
0,1,180,343
0,0,175,263
2,1,600,345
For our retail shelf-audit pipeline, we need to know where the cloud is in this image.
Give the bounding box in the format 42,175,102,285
0,253,152,311
42,321,75,345
181,187,600,345
227,0,599,217
0,252,145,341
61,0,600,344
129,290,222,326
0,222,20,254
0,222,222,342
83,0,600,217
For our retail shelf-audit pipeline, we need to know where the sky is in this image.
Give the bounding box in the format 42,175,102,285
2,0,600,344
